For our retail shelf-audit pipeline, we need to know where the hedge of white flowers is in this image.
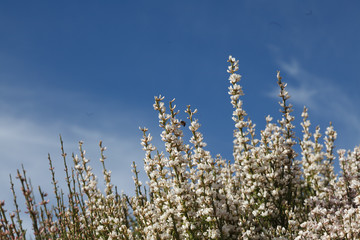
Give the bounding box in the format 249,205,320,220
1,56,360,239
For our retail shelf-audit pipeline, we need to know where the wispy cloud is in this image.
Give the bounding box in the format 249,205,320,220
0,81,151,219
0,111,149,237
270,58,360,149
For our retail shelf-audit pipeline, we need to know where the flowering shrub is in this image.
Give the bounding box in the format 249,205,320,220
1,56,359,239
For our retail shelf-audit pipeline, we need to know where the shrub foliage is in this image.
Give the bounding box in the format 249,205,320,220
1,56,360,239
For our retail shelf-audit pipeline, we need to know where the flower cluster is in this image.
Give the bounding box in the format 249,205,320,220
1,56,359,239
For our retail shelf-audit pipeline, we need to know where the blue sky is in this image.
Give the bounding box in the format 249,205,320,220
1,1,360,228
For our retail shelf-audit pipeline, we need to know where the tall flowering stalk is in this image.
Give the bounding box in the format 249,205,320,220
1,55,359,239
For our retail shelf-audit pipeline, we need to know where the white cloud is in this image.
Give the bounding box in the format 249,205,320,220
272,58,360,148
0,109,145,194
